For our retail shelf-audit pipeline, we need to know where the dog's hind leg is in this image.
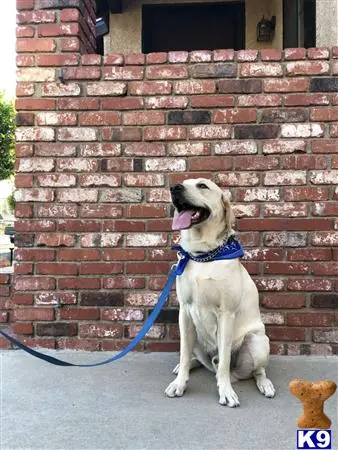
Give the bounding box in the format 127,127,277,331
172,342,214,374
231,331,275,398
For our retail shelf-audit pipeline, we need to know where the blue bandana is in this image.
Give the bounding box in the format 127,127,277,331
172,236,245,276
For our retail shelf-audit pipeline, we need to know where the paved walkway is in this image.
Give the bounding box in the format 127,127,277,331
1,351,337,450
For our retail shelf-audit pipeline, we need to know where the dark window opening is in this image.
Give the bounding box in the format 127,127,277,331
283,0,316,48
142,2,245,53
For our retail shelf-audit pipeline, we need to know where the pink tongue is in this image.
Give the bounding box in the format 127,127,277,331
172,210,194,231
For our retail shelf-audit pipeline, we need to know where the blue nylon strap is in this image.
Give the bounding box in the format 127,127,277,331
0,267,177,367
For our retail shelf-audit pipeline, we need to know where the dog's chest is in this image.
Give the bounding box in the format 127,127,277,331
176,260,238,351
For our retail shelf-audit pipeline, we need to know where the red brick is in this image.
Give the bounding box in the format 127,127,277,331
12,322,34,335
58,278,101,290
237,50,258,62
284,48,306,60
36,112,77,126
146,52,168,64
106,218,140,233
103,277,145,289
267,327,305,341
80,204,122,218
42,82,81,96
60,308,99,320
213,49,234,61
17,0,35,10
285,94,329,106
239,219,332,232
190,50,212,62
312,262,338,276
311,107,338,121
37,23,79,37
125,205,167,218
287,279,332,291
16,38,56,52
240,63,282,77
287,249,332,261
286,61,329,75
287,313,333,327
260,49,282,61
129,81,172,95
102,127,141,142
102,249,145,261
312,140,338,153
15,204,33,218
102,53,124,64
284,187,329,201
79,112,120,126
264,262,309,275
14,307,54,321
62,67,101,80
234,156,279,171
189,125,231,140
174,80,215,94
126,262,170,274
313,202,338,216
217,172,259,186
16,55,35,67
81,54,102,65
168,51,189,63
61,37,80,52
144,126,186,141
16,98,56,110
124,53,145,65
79,263,123,275
59,98,99,110
213,109,256,123
36,54,79,66
15,174,33,188
102,98,143,110
102,66,143,81
60,8,80,22
264,79,309,92
58,249,100,261
12,293,33,305
79,323,122,338
36,233,74,247
17,10,56,24
16,83,35,97
189,156,232,171
123,111,165,126
37,203,78,218
146,65,188,79
261,294,305,309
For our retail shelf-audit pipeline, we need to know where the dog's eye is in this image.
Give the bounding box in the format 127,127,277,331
197,183,209,190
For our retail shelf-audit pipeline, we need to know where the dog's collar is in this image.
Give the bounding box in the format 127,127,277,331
172,236,245,276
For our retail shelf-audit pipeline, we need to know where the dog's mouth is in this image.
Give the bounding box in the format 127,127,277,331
172,202,210,231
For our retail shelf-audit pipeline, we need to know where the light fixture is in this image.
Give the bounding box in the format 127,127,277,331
257,15,276,42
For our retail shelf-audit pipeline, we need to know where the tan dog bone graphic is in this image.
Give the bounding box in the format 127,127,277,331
289,379,337,429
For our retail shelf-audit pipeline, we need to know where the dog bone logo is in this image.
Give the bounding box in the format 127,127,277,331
289,379,337,429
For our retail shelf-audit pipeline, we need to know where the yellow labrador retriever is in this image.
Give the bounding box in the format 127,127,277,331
165,178,275,407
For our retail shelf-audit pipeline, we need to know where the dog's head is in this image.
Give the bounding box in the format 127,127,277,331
170,178,234,234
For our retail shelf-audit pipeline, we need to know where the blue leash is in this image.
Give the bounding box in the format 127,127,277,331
0,237,244,367
0,267,177,367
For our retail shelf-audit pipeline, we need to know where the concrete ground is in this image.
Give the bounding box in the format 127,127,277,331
1,351,337,450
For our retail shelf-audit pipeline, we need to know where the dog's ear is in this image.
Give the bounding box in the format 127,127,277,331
222,192,235,232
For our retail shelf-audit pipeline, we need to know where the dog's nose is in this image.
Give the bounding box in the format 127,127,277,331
170,184,184,193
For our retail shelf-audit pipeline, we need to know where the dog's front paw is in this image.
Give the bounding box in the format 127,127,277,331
218,386,240,407
165,378,188,398
256,377,276,398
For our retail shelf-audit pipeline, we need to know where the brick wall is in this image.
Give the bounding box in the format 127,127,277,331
0,272,13,348
10,0,338,355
